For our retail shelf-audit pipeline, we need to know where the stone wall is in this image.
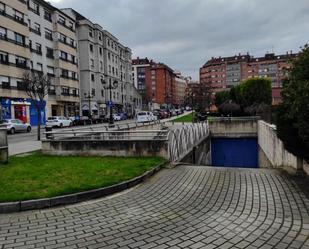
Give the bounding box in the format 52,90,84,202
258,121,303,170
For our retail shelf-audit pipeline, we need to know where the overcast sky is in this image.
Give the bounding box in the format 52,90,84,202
51,0,309,80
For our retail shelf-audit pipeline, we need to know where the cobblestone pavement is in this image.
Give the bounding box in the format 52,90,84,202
1,166,309,249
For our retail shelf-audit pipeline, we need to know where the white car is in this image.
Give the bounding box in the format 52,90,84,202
1,119,31,134
112,114,122,121
46,116,72,128
137,111,157,123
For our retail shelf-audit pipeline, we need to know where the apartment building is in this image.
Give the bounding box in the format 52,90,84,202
0,0,80,125
132,58,188,110
173,71,187,107
61,8,141,117
200,52,297,105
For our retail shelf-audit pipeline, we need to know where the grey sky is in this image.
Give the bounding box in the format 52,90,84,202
51,0,309,80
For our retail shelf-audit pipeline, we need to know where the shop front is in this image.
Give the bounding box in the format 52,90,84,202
1,98,46,126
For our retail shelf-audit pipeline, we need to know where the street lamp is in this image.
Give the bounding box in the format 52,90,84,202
102,78,118,126
84,92,94,119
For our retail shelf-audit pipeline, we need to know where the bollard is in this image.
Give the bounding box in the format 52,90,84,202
0,124,8,164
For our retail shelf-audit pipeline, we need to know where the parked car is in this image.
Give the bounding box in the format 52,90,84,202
68,116,80,126
137,111,157,123
46,116,72,128
113,114,122,121
1,119,31,134
75,116,92,126
118,113,128,120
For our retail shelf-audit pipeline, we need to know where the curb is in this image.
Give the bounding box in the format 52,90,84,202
0,162,167,214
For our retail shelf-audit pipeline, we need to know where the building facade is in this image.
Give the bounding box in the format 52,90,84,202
132,58,187,110
61,9,141,117
0,0,80,125
200,52,297,105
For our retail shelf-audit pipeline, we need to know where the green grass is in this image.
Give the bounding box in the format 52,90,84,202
0,153,165,202
172,113,195,123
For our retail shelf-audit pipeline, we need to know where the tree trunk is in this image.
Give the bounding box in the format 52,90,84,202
37,107,41,141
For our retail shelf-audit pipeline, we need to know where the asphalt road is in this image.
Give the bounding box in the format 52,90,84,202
7,119,136,156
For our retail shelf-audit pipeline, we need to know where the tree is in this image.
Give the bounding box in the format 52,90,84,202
23,71,51,141
215,90,230,107
277,44,309,160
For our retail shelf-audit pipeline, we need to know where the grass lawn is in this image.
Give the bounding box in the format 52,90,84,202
172,113,195,123
0,153,165,202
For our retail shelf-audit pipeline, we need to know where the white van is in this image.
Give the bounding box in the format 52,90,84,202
137,111,157,123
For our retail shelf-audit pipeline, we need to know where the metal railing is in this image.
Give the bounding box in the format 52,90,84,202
44,120,163,140
208,116,260,122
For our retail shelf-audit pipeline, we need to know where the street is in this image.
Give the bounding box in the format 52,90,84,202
7,119,135,156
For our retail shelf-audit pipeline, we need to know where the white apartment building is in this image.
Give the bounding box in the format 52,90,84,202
0,0,80,125
62,8,141,116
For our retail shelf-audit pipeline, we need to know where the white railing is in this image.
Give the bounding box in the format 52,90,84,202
168,122,210,163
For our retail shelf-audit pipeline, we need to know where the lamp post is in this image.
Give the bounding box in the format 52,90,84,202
102,78,118,126
84,92,94,119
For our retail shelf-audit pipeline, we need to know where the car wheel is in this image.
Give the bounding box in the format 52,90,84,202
60,123,63,128
69,122,73,127
27,126,31,132
10,128,15,134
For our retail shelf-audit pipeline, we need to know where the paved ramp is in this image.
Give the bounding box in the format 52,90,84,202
0,166,308,248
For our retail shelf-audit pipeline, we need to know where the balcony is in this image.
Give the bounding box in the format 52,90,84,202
0,34,28,48
57,21,75,32
0,10,28,26
15,61,28,69
58,39,77,49
60,74,78,81
29,27,41,36
59,57,78,65
45,34,53,41
2,83,11,89
30,48,42,55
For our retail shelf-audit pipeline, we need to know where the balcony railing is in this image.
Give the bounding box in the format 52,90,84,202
0,34,28,48
30,48,42,55
29,27,41,36
0,10,27,26
57,21,75,32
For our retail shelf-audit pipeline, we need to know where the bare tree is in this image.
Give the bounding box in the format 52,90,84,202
23,71,51,141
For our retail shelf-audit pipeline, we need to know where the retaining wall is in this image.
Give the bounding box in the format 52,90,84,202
258,121,303,170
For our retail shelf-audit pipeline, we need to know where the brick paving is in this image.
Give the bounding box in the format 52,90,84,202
0,165,309,249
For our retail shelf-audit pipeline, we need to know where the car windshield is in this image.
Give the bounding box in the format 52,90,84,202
138,112,147,116
0,119,9,124
48,117,58,120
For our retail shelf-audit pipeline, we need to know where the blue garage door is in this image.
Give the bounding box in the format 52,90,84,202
211,138,258,168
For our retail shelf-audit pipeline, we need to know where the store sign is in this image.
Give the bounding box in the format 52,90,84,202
11,101,31,106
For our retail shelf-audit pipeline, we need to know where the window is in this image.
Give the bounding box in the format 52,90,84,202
15,33,25,45
47,66,54,75
59,16,65,25
108,65,111,73
0,3,4,13
59,33,66,43
45,29,52,40
98,32,102,41
44,10,52,21
60,51,67,60
100,61,103,71
89,28,93,37
89,44,93,52
69,38,74,47
15,56,27,68
101,90,104,97
35,43,41,53
71,55,76,64
90,59,94,68
91,74,95,81
99,47,102,55
62,87,69,95
1,76,10,89
62,69,69,77
72,89,77,96
108,52,111,60
0,51,8,64
68,21,74,30
0,27,6,38
34,23,41,34
91,88,95,96
14,10,24,23
37,63,43,71
46,47,54,58
29,1,40,15
72,72,76,79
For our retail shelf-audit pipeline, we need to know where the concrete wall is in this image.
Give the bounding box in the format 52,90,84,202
209,119,257,138
42,140,169,159
0,125,8,164
258,121,303,170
